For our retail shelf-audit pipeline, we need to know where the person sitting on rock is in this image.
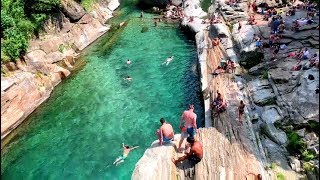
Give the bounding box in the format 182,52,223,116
172,137,203,166
309,53,319,67
291,20,299,31
295,48,304,59
212,37,220,46
212,66,225,76
248,15,257,25
156,118,175,146
272,44,280,59
301,48,311,60
277,23,285,33
213,92,227,114
263,13,269,21
286,7,296,16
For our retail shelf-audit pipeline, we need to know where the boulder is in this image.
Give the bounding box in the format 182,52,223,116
296,128,306,137
261,105,283,124
232,23,256,53
269,68,292,84
107,0,120,11
248,79,276,106
132,135,179,180
261,123,288,145
282,69,319,120
261,136,291,170
61,0,86,22
288,156,302,172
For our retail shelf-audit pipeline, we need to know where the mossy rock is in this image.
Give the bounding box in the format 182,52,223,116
141,26,149,33
239,51,264,69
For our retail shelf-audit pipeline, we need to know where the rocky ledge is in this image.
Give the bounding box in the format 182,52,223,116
132,128,269,180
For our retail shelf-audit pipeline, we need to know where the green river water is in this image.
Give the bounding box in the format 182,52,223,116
1,4,204,180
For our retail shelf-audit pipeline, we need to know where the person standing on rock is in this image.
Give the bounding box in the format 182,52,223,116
178,104,197,151
156,118,175,146
237,20,242,33
172,137,203,166
140,11,144,18
238,100,245,125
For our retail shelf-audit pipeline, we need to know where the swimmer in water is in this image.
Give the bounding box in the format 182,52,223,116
162,56,174,66
126,59,131,65
123,76,133,81
113,143,139,166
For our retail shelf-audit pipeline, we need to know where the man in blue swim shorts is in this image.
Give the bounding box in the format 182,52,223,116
156,118,175,145
178,104,197,152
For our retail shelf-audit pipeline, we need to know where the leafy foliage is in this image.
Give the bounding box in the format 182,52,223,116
302,150,316,162
276,173,285,180
1,0,60,61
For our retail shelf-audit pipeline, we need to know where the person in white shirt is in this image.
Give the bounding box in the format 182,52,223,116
302,48,311,60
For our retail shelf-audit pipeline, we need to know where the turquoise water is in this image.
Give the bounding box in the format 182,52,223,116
1,11,204,180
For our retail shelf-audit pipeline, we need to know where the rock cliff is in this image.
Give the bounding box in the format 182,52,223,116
1,0,120,142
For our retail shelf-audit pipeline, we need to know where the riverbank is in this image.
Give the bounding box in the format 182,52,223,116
1,0,120,142
133,0,319,179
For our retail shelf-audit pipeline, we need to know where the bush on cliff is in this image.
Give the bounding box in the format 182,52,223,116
1,0,60,62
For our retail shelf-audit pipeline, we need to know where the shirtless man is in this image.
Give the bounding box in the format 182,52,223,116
238,100,245,125
156,118,175,145
178,104,197,151
162,56,174,66
123,76,132,81
172,137,203,166
113,143,139,166
126,59,131,65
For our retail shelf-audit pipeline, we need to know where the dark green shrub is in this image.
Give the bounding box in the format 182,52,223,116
276,173,285,180
286,131,306,155
302,150,316,162
261,71,268,79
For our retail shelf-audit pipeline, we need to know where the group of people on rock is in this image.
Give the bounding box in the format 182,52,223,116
290,48,319,70
156,104,203,166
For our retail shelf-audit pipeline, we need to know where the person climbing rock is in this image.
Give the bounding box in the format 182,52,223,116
113,143,139,166
172,137,203,166
156,118,175,146
178,104,197,152
140,11,144,18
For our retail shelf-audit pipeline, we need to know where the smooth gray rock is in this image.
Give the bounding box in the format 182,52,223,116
261,136,291,170
261,123,288,145
288,156,302,172
261,105,283,124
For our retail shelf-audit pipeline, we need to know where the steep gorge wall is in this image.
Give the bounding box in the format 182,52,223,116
1,0,120,142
